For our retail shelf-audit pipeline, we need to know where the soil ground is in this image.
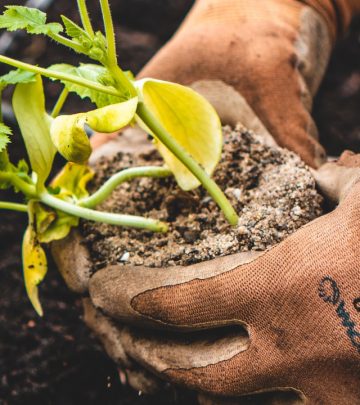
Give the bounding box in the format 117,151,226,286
1,1,360,404
83,126,323,270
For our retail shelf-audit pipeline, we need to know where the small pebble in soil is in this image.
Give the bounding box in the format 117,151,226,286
82,125,323,269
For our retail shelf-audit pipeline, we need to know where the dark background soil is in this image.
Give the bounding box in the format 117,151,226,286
0,1,360,404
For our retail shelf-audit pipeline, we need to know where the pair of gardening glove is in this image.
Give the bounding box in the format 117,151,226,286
52,0,360,403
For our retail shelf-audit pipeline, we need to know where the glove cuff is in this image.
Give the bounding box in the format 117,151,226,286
300,0,360,40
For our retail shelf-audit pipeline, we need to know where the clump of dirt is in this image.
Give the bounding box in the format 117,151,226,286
82,125,323,269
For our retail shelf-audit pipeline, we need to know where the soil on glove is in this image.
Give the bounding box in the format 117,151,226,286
82,125,323,270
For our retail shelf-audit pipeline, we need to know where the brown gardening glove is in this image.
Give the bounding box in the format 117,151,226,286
136,0,360,169
52,151,360,404
51,0,360,402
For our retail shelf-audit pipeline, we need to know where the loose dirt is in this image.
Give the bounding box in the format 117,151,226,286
82,125,323,270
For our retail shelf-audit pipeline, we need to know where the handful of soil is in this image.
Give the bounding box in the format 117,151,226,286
82,125,323,269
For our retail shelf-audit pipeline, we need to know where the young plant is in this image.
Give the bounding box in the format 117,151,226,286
0,0,239,315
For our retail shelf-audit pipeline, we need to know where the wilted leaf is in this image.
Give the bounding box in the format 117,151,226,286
31,200,78,243
35,162,94,242
52,162,94,200
38,210,79,243
22,224,47,316
0,6,63,35
50,97,138,162
135,79,222,190
33,202,56,234
0,123,12,152
48,63,123,108
12,75,56,186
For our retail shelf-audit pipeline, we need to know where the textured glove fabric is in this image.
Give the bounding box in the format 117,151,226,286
89,152,360,404
137,0,360,168
301,0,360,37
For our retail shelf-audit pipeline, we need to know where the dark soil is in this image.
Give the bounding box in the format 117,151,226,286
0,0,360,404
83,126,323,270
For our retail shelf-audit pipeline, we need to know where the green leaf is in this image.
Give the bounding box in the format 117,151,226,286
0,6,63,35
0,69,37,90
0,69,37,94
135,78,222,190
12,75,56,187
22,221,47,316
35,162,95,243
0,150,13,189
48,63,123,108
52,162,94,200
50,97,138,162
0,123,12,152
47,185,61,195
61,15,88,40
17,159,29,174
38,210,78,243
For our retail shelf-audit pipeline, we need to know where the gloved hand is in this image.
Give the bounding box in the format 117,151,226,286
51,0,360,402
137,0,341,169
52,151,360,404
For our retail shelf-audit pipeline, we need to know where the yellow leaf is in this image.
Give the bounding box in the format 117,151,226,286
31,201,79,243
22,225,47,316
33,202,56,234
52,162,94,200
50,97,138,163
38,211,79,243
135,79,222,190
13,75,56,186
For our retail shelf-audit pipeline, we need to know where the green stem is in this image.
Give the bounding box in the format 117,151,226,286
78,166,172,209
77,0,95,37
40,191,168,233
0,171,37,198
136,102,239,226
0,89,3,123
99,0,137,97
99,0,116,65
105,64,137,98
51,87,69,118
0,201,28,212
47,33,85,53
16,172,34,185
0,56,120,97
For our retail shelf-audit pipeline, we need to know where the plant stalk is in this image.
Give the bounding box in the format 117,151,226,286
78,166,172,209
0,171,37,198
77,0,95,37
51,87,69,118
105,64,137,98
136,102,239,226
0,89,3,123
0,201,28,212
40,191,168,233
99,0,137,98
47,33,85,53
99,0,116,65
0,56,121,97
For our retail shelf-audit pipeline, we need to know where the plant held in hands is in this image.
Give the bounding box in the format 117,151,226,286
0,0,239,315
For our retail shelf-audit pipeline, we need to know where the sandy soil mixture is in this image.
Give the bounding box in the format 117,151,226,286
82,125,323,269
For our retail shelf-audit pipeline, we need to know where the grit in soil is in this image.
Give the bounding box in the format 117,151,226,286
82,125,323,270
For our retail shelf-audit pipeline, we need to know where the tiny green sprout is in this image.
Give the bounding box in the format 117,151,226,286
0,0,239,315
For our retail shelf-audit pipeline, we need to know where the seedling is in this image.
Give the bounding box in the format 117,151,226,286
0,0,239,315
